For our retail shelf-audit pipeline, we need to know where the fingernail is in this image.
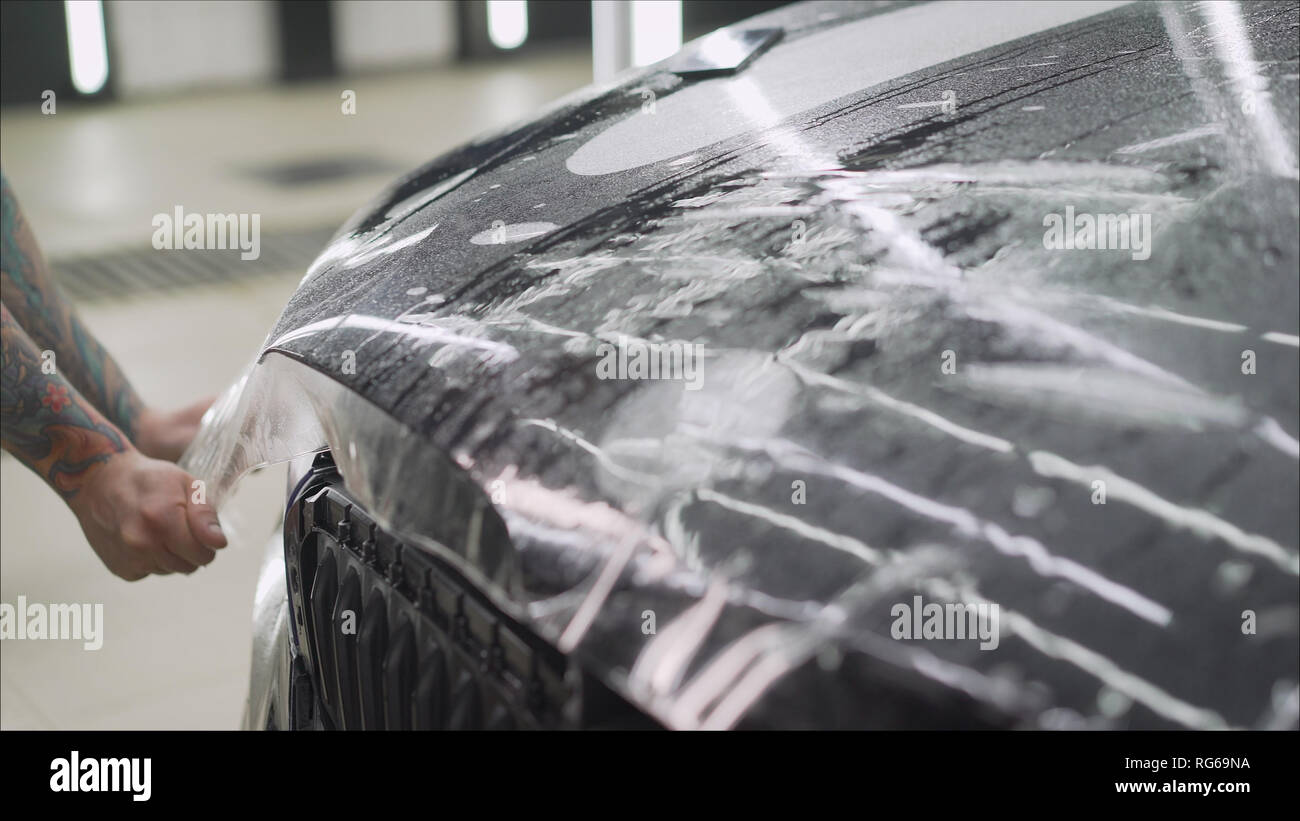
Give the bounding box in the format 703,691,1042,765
207,520,226,542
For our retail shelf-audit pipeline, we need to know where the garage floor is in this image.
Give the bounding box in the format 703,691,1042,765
0,52,590,729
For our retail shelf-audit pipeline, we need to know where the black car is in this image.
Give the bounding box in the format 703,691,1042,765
182,0,1299,730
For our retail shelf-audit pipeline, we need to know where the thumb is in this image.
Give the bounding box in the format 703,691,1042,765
183,474,227,548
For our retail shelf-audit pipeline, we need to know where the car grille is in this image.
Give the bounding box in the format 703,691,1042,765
282,452,654,730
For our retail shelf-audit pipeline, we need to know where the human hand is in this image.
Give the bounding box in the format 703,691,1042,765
135,397,214,462
67,449,227,580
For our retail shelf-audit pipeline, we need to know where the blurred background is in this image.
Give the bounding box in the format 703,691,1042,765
0,0,790,729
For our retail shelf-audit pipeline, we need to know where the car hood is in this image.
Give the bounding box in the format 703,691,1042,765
188,0,1299,729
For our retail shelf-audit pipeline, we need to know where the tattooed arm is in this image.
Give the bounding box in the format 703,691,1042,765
2,303,227,578
1,172,145,439
0,172,211,460
1,185,230,579
0,301,129,494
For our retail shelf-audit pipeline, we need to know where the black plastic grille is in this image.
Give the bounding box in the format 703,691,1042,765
284,462,572,730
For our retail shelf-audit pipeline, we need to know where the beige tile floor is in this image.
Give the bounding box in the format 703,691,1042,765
0,52,591,729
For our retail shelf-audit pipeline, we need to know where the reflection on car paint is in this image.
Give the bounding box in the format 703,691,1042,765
193,0,1298,729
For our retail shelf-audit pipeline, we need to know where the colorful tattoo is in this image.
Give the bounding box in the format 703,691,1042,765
1,302,127,498
1,171,143,439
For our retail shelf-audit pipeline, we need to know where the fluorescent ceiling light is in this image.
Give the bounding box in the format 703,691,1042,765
66,0,109,94
487,0,528,50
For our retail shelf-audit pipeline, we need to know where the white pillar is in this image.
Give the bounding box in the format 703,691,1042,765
591,0,634,84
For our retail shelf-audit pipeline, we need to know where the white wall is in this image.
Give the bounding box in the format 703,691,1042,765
106,0,278,97
332,0,457,74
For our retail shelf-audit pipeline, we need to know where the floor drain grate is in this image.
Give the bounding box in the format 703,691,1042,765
51,225,339,302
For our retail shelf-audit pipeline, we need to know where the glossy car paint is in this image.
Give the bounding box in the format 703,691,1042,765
223,0,1299,729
